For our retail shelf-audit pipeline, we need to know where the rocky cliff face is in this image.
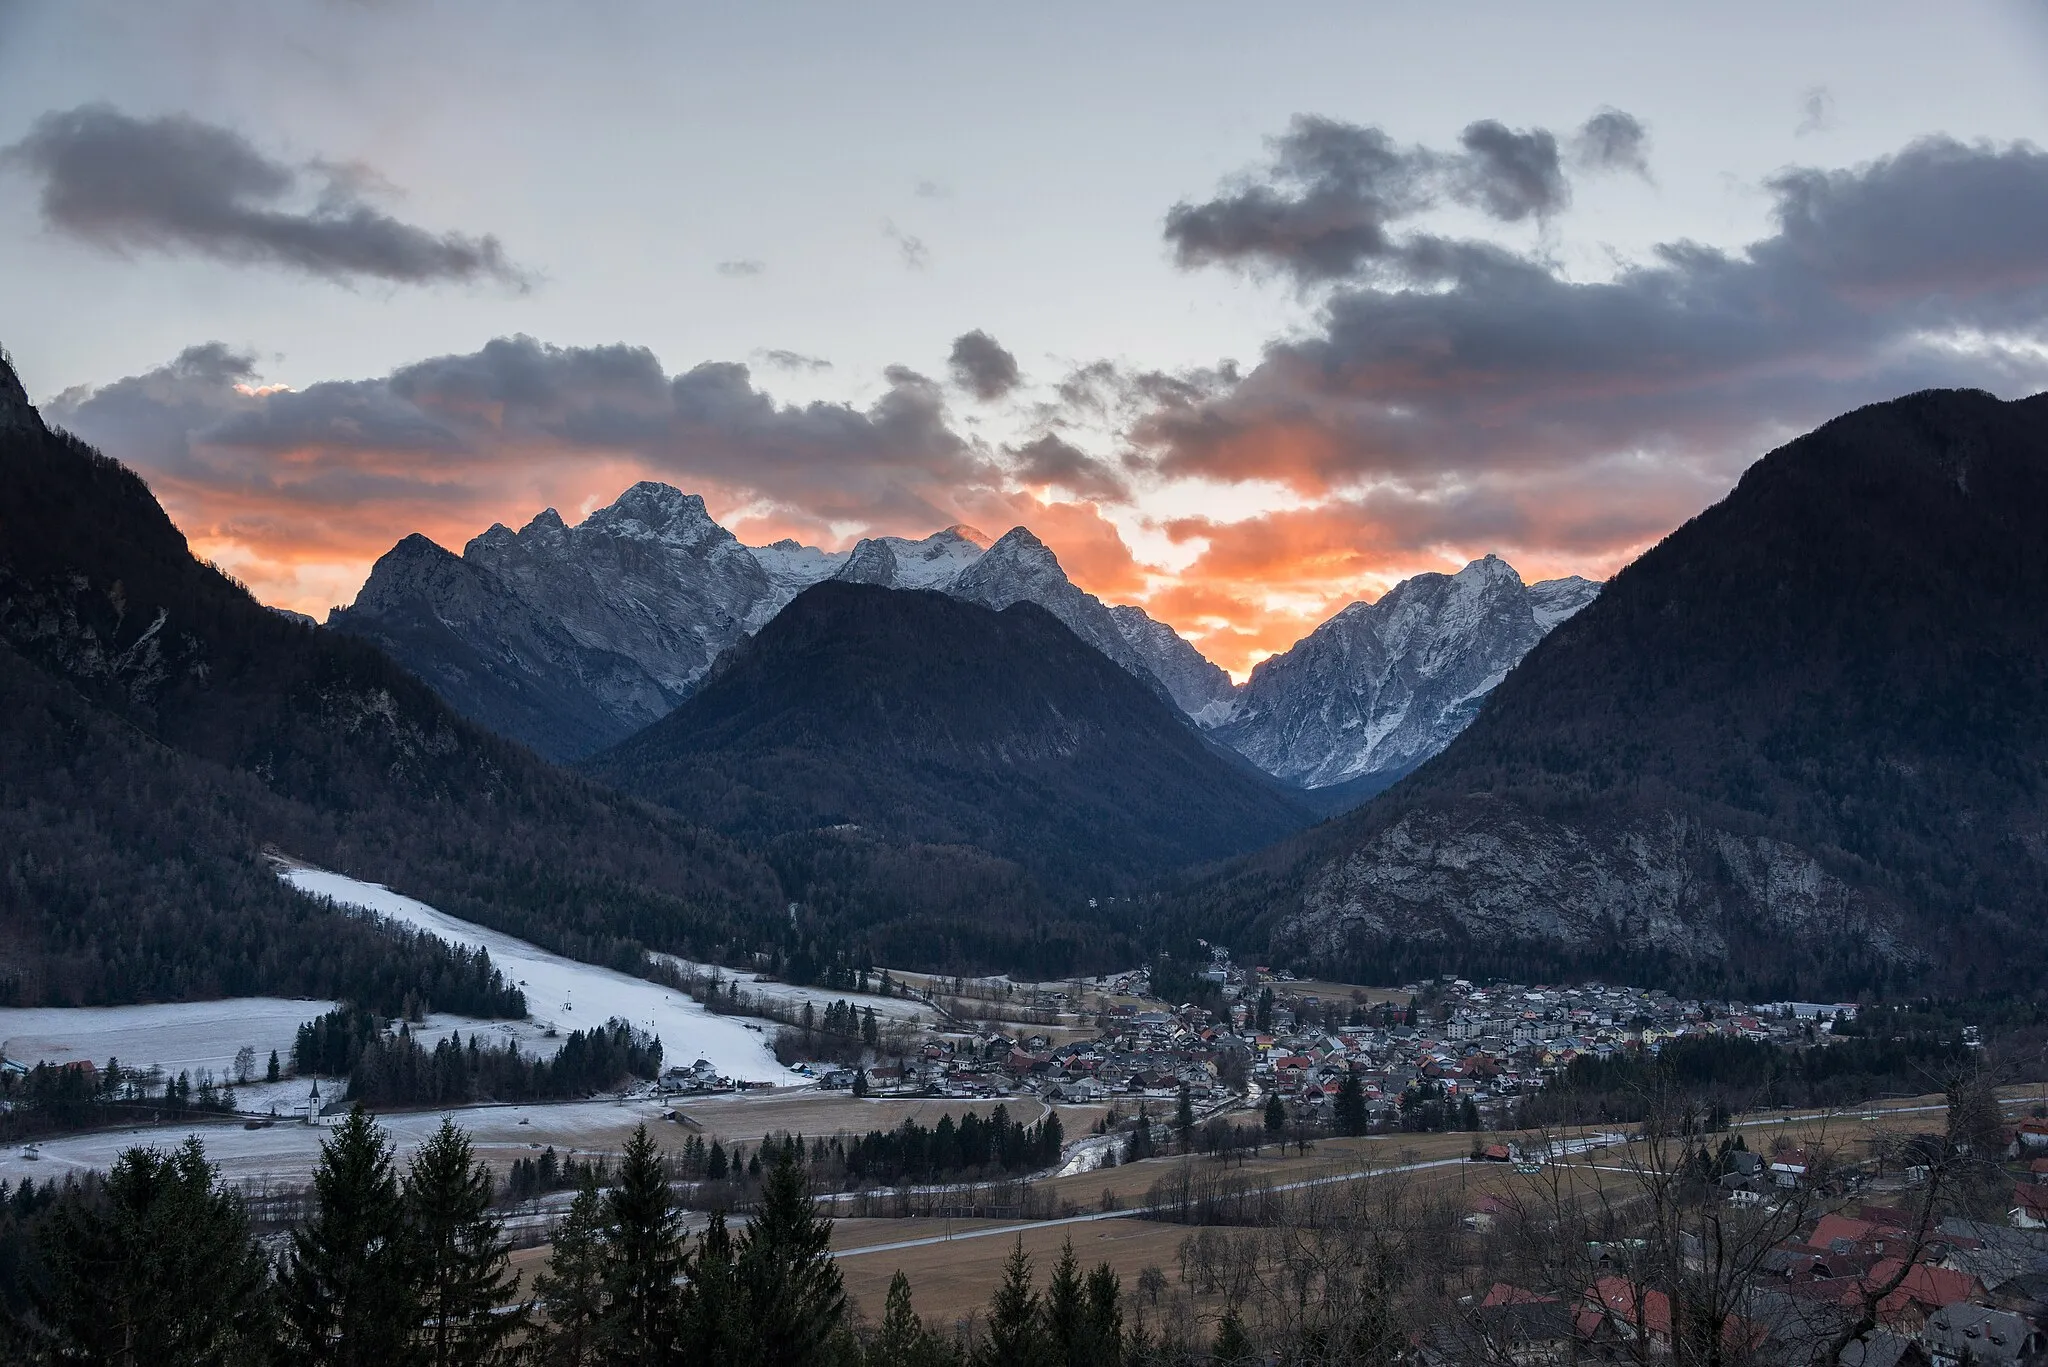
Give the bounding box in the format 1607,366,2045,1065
335,484,1227,759
1287,798,1912,968
1214,556,1599,793
1221,388,2048,996
1108,604,1238,722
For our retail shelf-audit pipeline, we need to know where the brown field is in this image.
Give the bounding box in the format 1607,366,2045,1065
498,1085,2041,1327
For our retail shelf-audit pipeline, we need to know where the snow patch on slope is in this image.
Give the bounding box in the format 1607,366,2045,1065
277,865,785,1081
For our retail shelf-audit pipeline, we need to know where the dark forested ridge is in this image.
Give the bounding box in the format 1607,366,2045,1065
585,580,1313,895
0,352,787,1006
1178,388,2048,997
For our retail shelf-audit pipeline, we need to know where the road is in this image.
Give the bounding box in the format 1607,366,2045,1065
833,1152,1471,1260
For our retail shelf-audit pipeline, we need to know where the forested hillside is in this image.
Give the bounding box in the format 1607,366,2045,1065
586,581,1313,895
0,354,785,1006
1177,388,2048,998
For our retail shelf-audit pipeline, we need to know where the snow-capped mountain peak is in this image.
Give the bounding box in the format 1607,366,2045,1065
1214,555,1601,793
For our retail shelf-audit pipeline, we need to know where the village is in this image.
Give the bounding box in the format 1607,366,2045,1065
804,947,1864,1136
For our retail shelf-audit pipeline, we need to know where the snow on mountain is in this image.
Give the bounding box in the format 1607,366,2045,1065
1213,556,1601,793
1107,603,1238,722
748,538,849,599
832,526,989,590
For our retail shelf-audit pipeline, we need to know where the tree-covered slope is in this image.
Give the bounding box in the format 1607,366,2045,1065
585,581,1315,897
1187,388,2048,997
0,352,784,1005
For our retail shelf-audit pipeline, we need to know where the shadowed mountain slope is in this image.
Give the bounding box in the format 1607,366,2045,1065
584,581,1316,896
1182,388,2048,998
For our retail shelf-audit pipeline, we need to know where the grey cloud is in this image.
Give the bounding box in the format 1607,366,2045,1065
1455,121,1567,221
1797,87,1836,137
52,335,999,530
1166,110,1636,283
2,104,525,287
1163,116,1435,282
948,330,1021,400
1138,135,2048,521
1573,109,1651,177
756,349,833,372
715,259,765,277
914,179,951,199
1009,434,1128,501
883,220,929,270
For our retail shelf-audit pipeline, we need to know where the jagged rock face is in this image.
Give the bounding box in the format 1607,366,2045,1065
1215,556,1600,791
948,528,1168,690
832,526,986,589
335,534,677,761
338,485,1250,758
1286,798,1913,967
332,483,831,760
1108,604,1237,722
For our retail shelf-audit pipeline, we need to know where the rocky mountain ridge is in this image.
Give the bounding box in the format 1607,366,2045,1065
1191,387,2048,997
333,485,1230,759
1214,556,1600,794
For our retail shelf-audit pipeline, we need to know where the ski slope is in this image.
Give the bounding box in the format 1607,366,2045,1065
278,865,785,1082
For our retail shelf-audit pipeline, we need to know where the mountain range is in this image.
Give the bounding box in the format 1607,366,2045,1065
0,353,789,1006
1185,387,2048,998
583,580,1314,894
332,484,1597,793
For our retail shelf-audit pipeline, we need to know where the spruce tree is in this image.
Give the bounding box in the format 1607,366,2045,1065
1175,1085,1196,1153
1334,1070,1368,1136
26,1137,272,1365
678,1211,746,1363
280,1105,419,1367
738,1149,848,1366
1263,1091,1286,1136
868,1269,956,1367
1210,1308,1255,1366
1042,1239,1086,1367
530,1174,608,1367
404,1118,523,1366
976,1240,1046,1367
1082,1263,1123,1367
600,1124,685,1364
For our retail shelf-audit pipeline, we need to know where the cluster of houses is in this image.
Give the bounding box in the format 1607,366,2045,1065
1008,956,1859,1127
791,956,1872,1129
1423,1202,2048,1366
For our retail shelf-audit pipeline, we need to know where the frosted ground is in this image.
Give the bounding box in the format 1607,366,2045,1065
646,952,931,1024
0,1096,685,1187
279,864,785,1082
0,1000,575,1085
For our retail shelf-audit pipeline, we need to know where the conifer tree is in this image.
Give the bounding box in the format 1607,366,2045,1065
600,1124,685,1364
1334,1070,1368,1136
868,1269,956,1367
1210,1308,1255,1366
1082,1263,1123,1367
738,1149,848,1366
1175,1084,1196,1153
404,1118,523,1366
1043,1240,1086,1366
1263,1091,1286,1135
678,1211,746,1362
26,1137,272,1365
976,1240,1046,1367
530,1174,608,1367
279,1106,419,1367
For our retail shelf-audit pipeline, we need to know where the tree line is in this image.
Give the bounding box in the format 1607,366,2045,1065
293,1006,664,1107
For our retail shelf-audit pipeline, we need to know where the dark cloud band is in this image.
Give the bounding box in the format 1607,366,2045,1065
3,104,526,288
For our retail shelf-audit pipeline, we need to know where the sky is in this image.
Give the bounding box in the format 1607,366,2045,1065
3,2,2047,676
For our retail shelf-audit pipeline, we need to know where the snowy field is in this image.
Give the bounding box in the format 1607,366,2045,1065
279,864,784,1082
0,999,339,1082
646,953,931,1024
0,1097,686,1188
